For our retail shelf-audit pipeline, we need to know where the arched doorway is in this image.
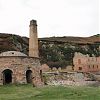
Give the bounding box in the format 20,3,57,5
2,69,12,84
26,70,32,83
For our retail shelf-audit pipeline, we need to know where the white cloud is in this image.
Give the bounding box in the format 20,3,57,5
0,0,99,37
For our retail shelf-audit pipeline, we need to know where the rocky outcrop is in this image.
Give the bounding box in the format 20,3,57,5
0,33,28,55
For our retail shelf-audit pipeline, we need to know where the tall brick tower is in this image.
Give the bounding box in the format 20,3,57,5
29,20,39,57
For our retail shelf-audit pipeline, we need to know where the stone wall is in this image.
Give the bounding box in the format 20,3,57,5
73,52,100,72
0,56,42,86
43,72,99,86
41,64,50,72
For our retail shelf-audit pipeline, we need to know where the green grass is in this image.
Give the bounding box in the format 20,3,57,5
0,84,100,100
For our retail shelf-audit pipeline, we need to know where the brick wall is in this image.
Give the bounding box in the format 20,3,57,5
73,52,100,72
0,56,43,86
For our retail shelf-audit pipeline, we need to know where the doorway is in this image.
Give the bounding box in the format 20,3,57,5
3,69,12,84
26,70,32,83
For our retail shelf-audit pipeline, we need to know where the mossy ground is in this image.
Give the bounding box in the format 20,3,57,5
0,84,100,100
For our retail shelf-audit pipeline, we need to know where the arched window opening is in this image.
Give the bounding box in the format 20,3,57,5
79,67,82,70
97,65,98,68
40,70,43,81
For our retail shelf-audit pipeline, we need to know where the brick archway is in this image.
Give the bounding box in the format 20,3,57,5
26,70,32,83
2,69,13,85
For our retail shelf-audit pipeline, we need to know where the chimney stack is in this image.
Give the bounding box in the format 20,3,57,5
29,20,39,57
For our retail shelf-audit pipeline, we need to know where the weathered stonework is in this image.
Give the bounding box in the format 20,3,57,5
0,20,43,86
73,52,100,72
41,64,50,72
0,51,27,56
0,55,42,86
29,20,39,57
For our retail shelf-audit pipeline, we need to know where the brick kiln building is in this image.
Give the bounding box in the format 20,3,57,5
0,20,42,86
73,52,100,72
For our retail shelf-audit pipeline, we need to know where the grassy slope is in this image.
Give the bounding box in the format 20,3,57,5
0,85,100,100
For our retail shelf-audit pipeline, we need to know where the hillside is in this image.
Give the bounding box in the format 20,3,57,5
39,35,100,44
39,34,100,68
0,33,100,68
0,33,28,54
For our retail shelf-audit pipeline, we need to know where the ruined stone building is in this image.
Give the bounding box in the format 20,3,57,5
41,52,100,73
0,20,42,86
73,52,100,72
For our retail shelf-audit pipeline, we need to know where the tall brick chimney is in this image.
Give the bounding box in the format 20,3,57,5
29,20,39,57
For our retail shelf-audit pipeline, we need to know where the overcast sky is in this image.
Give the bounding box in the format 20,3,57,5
0,0,99,37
